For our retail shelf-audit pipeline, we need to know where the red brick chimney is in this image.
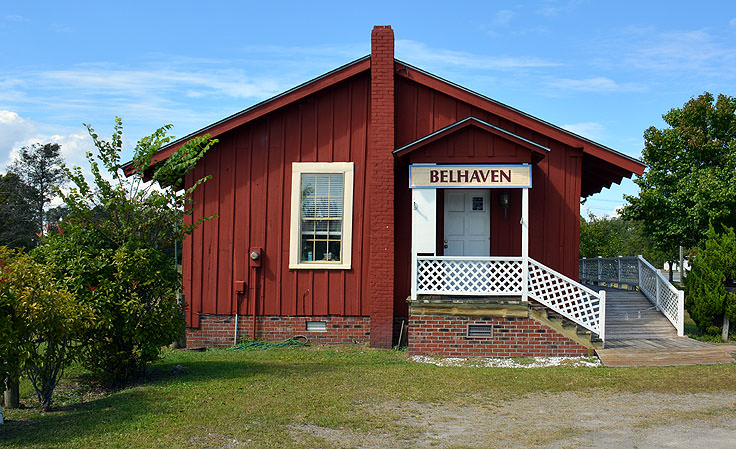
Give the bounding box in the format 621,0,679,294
367,25,395,349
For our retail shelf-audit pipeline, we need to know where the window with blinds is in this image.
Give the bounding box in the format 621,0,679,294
300,173,344,263
289,162,353,269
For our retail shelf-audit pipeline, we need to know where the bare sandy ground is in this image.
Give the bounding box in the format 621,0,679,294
292,390,736,448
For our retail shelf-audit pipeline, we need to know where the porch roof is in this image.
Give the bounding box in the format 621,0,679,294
393,116,550,160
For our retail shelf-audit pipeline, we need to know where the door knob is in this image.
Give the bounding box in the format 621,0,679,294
444,244,448,248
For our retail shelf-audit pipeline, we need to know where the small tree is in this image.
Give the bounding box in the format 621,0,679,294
0,247,79,411
579,213,667,266
0,173,39,250
35,118,215,383
8,143,67,235
622,93,736,276
684,226,736,341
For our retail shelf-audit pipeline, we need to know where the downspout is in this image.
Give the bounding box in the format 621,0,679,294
249,248,263,340
251,265,258,340
234,280,245,345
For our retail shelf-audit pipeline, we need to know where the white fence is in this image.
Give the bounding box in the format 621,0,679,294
415,256,523,296
415,256,606,340
579,256,684,336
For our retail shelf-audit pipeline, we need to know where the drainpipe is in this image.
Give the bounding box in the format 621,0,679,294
234,280,246,345
249,248,263,340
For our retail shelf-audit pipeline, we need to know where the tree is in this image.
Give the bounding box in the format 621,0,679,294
8,143,67,234
34,118,216,384
579,213,667,266
0,246,79,411
684,225,736,341
0,173,39,249
622,93,736,274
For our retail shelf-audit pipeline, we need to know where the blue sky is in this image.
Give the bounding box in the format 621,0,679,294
1,0,735,216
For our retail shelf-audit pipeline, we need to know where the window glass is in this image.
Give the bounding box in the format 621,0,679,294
299,173,344,263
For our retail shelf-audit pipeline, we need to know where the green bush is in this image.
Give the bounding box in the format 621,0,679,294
35,235,182,383
32,118,215,384
0,246,80,411
684,225,736,337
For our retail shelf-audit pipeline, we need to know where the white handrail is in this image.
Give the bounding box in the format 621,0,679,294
579,255,684,336
528,258,606,338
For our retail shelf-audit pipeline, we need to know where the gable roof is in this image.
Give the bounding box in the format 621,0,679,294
124,55,645,196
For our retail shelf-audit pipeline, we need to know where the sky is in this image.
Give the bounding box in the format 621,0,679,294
1,0,735,217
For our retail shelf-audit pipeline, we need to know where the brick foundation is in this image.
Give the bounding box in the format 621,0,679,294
408,315,590,357
187,315,370,348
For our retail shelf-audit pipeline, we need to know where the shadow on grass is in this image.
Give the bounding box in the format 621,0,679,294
0,357,335,448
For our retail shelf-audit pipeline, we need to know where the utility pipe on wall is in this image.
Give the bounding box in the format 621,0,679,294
249,248,262,340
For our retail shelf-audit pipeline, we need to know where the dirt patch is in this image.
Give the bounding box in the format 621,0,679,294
291,391,736,448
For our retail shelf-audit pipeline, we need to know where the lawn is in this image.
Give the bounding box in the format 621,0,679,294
2,345,736,448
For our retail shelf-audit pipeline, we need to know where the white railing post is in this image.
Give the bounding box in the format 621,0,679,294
598,289,606,342
677,289,685,337
521,188,529,302
655,272,661,311
411,252,417,301
597,256,602,283
617,257,622,284
637,255,643,289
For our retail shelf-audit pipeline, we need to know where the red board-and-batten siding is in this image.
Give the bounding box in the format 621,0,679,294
182,72,372,329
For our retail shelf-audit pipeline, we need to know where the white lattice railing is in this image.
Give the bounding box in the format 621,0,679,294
414,256,606,340
416,256,523,296
579,256,684,336
528,259,605,339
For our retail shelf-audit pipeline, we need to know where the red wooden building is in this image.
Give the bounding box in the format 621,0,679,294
142,26,645,357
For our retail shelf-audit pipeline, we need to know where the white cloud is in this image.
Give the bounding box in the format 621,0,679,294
535,0,586,17
548,76,644,93
396,40,561,70
0,111,37,166
49,23,72,33
561,122,606,141
730,17,736,26
492,10,515,27
5,131,94,173
599,28,736,79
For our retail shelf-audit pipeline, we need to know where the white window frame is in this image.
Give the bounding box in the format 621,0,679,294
289,162,354,269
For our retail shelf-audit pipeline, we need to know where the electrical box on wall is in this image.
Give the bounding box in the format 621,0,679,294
234,280,246,294
249,247,263,267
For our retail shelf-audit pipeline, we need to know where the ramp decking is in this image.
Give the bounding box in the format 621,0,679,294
592,286,735,367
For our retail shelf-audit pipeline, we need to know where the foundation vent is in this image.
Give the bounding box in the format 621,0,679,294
467,324,493,338
306,321,327,332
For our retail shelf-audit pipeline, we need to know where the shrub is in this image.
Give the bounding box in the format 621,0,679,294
0,246,80,411
34,118,215,384
684,225,736,338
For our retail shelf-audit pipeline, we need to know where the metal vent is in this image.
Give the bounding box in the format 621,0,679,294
306,321,327,332
467,324,492,338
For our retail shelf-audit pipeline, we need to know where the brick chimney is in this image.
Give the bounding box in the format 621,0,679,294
367,25,395,349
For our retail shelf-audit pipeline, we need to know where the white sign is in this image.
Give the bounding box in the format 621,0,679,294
410,164,531,188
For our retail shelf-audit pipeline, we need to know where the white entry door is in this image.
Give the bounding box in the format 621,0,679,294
444,189,490,256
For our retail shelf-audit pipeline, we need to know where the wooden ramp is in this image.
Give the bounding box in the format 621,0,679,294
592,286,736,367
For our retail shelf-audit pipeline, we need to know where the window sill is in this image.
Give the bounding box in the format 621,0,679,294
289,262,352,270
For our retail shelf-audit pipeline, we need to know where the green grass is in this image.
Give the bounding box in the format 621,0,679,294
2,345,736,448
